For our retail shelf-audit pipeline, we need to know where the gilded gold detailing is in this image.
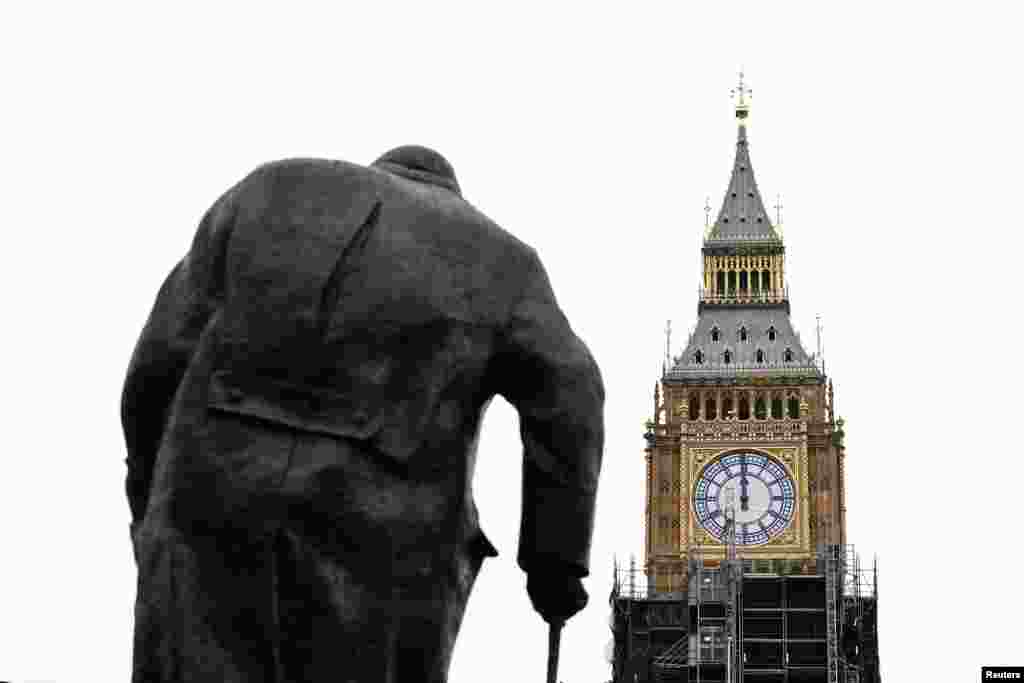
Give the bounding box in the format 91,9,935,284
691,448,718,465
680,445,809,559
651,97,853,583
694,529,717,546
774,530,797,545
683,418,806,442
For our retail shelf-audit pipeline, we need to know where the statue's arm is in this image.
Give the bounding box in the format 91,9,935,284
120,185,239,524
495,247,605,580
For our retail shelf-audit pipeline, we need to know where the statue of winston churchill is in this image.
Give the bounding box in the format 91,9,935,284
120,145,604,682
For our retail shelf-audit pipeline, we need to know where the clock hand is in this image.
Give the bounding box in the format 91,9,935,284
740,475,750,511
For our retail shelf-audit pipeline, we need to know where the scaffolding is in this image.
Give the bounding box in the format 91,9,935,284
817,543,880,683
722,488,744,683
689,545,709,682
651,636,688,681
612,555,649,601
688,542,738,683
610,544,880,683
610,555,647,683
611,554,686,683
843,545,861,683
821,544,841,683
842,546,879,683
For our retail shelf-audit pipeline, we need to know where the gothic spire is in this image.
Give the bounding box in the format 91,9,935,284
704,73,781,246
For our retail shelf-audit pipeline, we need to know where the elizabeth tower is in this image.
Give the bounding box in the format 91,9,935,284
643,79,847,592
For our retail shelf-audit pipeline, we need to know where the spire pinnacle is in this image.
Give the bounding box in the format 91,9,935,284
704,74,779,247
665,320,672,370
731,69,752,121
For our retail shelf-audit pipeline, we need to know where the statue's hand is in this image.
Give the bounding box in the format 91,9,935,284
527,569,588,624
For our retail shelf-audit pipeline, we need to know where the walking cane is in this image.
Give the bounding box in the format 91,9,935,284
546,619,564,683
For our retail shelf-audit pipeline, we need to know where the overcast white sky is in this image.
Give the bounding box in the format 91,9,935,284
2,2,1021,682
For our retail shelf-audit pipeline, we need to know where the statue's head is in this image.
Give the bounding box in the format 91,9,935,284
372,145,460,195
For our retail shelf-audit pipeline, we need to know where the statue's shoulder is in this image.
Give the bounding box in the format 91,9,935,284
228,155,536,260
220,157,389,219
239,157,374,185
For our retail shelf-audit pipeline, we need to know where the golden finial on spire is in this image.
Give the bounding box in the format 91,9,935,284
732,69,752,121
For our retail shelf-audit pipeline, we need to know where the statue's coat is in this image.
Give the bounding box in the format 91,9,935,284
121,147,604,682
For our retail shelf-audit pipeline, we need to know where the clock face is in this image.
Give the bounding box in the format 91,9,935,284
693,452,796,546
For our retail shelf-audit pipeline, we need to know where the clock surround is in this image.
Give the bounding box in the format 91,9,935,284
692,451,797,546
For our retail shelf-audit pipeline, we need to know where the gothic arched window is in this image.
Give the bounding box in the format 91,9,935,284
783,347,794,363
755,348,765,363
754,397,767,420
705,396,717,420
711,326,721,343
767,325,777,342
738,395,750,420
694,350,704,364
723,350,732,365
689,395,700,420
739,326,748,342
787,397,800,419
771,397,784,419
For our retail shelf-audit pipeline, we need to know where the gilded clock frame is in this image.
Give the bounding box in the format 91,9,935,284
681,445,811,560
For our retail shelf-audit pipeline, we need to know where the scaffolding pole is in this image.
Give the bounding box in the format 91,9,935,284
722,487,743,683
844,545,862,683
692,546,702,683
823,544,841,683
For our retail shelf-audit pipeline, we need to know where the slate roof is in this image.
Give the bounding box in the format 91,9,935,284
704,124,781,246
667,305,821,380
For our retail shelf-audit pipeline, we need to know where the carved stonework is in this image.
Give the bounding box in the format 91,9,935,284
642,98,855,583
679,444,812,560
694,529,718,546
683,419,806,443
773,529,798,545
666,387,836,573
691,448,717,465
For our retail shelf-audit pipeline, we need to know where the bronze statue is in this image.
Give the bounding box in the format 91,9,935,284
121,146,604,682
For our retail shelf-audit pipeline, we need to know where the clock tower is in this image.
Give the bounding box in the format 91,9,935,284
643,77,847,593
